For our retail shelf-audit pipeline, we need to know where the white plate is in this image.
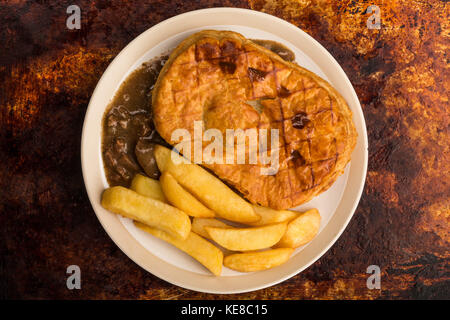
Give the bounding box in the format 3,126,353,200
81,8,368,294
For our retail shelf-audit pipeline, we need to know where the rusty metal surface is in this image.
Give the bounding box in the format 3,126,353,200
0,0,448,299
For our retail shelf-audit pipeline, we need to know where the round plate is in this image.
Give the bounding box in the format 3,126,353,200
81,8,368,294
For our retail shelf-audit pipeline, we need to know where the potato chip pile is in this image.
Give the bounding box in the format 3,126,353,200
102,145,320,275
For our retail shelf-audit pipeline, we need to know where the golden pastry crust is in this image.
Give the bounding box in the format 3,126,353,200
152,30,357,209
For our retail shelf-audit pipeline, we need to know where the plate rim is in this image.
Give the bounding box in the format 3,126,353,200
81,7,368,294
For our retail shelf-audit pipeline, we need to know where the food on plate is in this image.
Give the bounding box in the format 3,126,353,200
98,29,350,275
101,186,191,239
205,222,287,251
160,171,215,218
135,222,223,276
191,217,231,240
130,173,166,202
275,208,321,248
154,145,260,223
224,248,294,272
152,30,357,210
247,205,298,226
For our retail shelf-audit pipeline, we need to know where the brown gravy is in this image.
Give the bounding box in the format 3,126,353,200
251,39,296,62
101,41,295,187
102,55,169,187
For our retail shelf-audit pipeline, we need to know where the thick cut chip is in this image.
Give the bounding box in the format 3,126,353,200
135,222,223,276
205,222,287,251
275,208,321,248
247,205,298,226
154,145,260,223
153,144,171,172
191,218,231,240
160,171,215,218
131,174,167,202
224,248,294,272
152,30,357,209
101,186,191,239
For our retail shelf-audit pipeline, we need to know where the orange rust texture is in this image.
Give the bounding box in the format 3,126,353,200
0,0,448,299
